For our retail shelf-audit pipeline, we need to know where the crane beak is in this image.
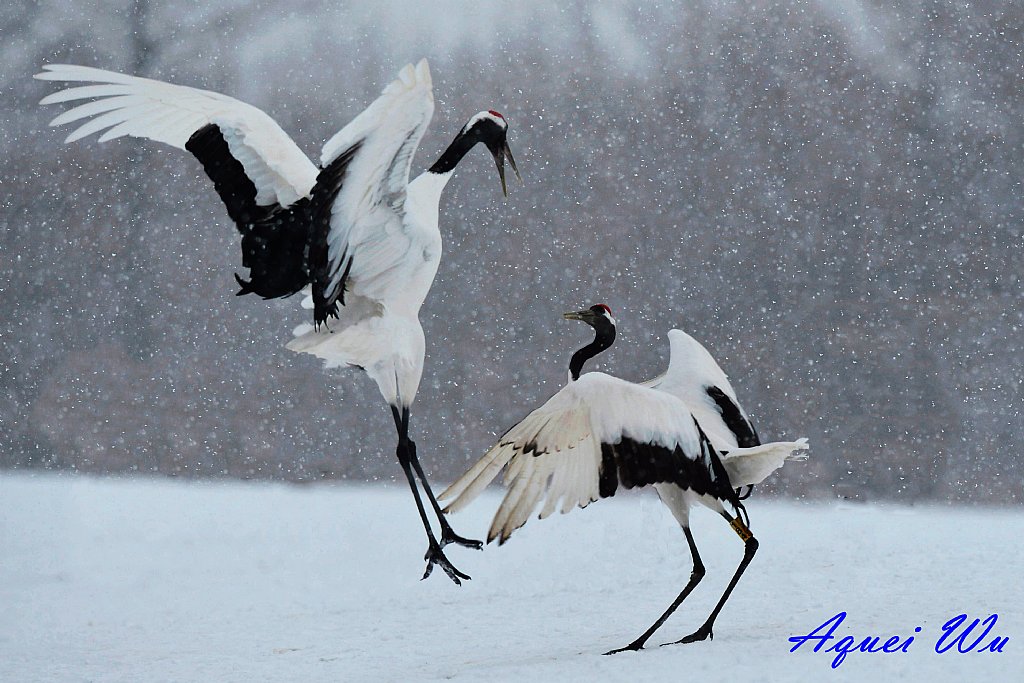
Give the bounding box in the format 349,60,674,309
563,309,591,322
504,141,522,183
489,138,521,197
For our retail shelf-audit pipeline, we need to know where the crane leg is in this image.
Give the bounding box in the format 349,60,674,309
604,525,706,655
403,435,483,550
663,513,759,646
391,406,471,585
396,406,481,549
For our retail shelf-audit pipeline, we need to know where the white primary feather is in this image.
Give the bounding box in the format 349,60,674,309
318,59,436,307
440,372,707,543
35,64,318,207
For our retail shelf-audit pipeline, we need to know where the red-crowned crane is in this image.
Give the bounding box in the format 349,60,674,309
440,305,808,651
36,59,521,584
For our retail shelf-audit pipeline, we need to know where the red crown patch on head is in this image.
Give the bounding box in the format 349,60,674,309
595,304,612,316
488,110,504,119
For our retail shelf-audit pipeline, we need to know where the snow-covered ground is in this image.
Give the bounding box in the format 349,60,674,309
1,473,1020,682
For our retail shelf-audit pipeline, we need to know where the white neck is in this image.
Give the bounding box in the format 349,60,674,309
408,169,455,203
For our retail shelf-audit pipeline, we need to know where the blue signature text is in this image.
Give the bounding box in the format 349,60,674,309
788,611,1009,669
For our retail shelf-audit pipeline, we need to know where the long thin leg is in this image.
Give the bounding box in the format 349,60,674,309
401,408,482,550
664,513,759,645
604,525,706,655
390,406,470,585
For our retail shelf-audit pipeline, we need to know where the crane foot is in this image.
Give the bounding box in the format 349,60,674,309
440,527,483,550
664,625,714,646
422,541,471,585
603,640,645,655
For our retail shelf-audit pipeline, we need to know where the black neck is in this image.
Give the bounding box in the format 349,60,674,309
428,128,479,175
569,321,616,381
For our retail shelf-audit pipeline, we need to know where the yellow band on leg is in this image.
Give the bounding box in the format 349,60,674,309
729,516,753,542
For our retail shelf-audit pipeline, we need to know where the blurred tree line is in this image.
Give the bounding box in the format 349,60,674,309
1,0,1021,502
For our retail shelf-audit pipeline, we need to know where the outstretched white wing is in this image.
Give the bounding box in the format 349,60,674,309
35,64,318,207
308,59,435,316
646,329,810,485
644,329,760,450
440,372,725,544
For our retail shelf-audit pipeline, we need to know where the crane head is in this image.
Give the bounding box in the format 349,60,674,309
463,110,521,196
563,304,616,328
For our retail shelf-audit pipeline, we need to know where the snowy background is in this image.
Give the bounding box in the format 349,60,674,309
1,0,1020,500
1,1,1022,680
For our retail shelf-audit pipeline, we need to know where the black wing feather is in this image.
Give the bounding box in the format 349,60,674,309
706,385,761,448
306,141,364,327
186,123,309,300
598,420,741,513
